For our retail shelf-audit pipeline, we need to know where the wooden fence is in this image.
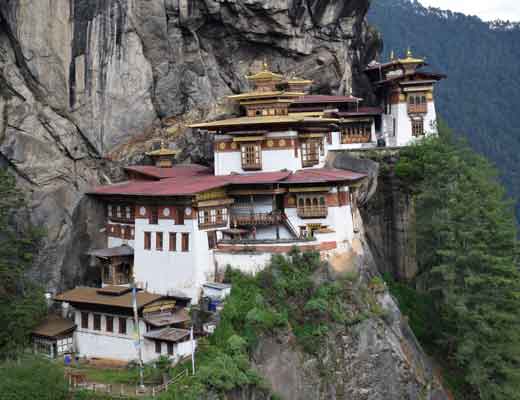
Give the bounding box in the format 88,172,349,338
67,369,189,397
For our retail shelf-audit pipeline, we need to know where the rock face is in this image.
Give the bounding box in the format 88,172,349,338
329,150,418,281
0,0,380,292
253,236,447,400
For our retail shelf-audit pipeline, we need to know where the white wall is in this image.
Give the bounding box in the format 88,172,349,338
73,310,144,362
133,217,219,302
143,338,196,363
392,101,438,147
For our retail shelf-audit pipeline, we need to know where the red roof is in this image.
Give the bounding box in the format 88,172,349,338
283,168,366,184
90,167,366,197
227,171,292,185
125,164,211,180
292,95,362,104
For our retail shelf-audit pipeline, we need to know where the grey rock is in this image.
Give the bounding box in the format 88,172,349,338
0,0,380,293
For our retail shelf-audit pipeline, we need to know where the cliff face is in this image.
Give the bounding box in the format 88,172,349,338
0,0,380,291
329,151,418,281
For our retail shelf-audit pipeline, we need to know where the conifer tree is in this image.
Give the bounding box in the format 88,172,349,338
396,124,520,399
0,169,46,356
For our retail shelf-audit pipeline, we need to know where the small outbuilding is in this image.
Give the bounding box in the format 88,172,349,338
32,315,76,358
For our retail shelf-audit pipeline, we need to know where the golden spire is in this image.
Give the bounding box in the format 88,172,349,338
406,47,413,58
390,50,395,61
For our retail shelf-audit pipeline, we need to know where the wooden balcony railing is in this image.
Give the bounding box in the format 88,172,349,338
242,162,262,171
231,212,283,226
341,134,371,144
103,274,131,286
297,206,328,219
408,104,427,114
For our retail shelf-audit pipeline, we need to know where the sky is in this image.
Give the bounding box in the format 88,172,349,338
418,0,520,21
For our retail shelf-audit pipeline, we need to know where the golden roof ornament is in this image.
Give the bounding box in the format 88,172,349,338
399,47,425,64
390,50,395,61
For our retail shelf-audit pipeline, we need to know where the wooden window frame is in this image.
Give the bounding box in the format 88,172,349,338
81,312,89,329
93,314,101,331
167,342,174,356
149,207,159,225
412,118,425,137
207,231,217,249
240,142,262,170
198,207,228,229
106,316,114,333
144,232,151,250
156,232,163,251
169,232,177,252
297,195,328,218
301,139,320,167
176,207,185,225
119,317,127,335
155,341,162,354
407,93,428,114
181,233,190,252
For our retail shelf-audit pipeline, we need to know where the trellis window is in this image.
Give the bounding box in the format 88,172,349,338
408,93,428,113
297,195,328,218
241,143,262,170
412,118,425,137
198,207,228,229
301,139,321,167
156,232,163,251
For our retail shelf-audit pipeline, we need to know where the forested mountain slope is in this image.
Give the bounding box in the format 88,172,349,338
368,0,520,221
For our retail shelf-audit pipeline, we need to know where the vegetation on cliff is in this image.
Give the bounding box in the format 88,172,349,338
162,249,381,399
392,125,520,400
0,170,46,357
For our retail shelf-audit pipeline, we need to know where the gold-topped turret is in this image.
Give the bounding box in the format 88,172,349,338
398,48,425,65
146,140,178,168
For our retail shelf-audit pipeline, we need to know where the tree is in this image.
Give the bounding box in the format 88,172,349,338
0,170,46,356
0,357,68,400
396,124,520,399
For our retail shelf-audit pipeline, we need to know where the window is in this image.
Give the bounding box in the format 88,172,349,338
207,231,217,249
176,207,185,225
301,139,320,167
341,122,372,144
81,312,89,329
93,314,101,331
167,342,174,356
182,233,190,252
169,232,177,252
106,316,114,333
297,195,328,218
199,207,228,228
241,143,261,170
144,232,151,250
108,205,113,217
150,207,159,224
408,93,427,113
119,317,127,334
412,118,424,137
156,232,163,251
155,341,162,354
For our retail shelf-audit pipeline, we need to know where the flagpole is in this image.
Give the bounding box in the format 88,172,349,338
190,326,195,375
132,283,145,390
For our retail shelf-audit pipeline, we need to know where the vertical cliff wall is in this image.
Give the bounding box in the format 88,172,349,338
0,0,381,292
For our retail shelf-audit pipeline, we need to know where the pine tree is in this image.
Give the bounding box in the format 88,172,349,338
0,169,46,356
396,124,520,399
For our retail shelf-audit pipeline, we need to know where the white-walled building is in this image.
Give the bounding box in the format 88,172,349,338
54,286,193,363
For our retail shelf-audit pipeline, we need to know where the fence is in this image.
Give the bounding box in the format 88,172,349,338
67,368,189,397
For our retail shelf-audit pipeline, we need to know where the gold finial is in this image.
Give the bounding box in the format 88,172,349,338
262,59,269,71
390,50,395,61
406,47,413,58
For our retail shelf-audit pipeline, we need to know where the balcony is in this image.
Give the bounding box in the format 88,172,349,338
242,162,262,171
231,212,283,226
408,104,427,114
297,206,328,219
103,274,131,286
341,134,371,144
